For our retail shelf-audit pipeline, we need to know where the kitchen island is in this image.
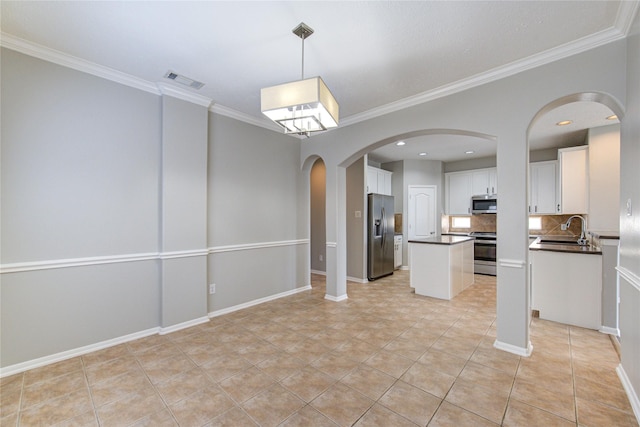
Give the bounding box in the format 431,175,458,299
409,235,474,300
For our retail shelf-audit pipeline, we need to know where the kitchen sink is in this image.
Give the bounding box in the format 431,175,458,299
535,236,584,246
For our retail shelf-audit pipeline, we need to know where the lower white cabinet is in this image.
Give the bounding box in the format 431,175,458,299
394,235,402,269
530,250,602,329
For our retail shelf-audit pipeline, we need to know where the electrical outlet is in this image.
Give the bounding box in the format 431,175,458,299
355,211,361,218
561,224,567,231
209,284,216,294
319,254,323,262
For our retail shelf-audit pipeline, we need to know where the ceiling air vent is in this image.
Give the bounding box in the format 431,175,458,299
164,71,205,90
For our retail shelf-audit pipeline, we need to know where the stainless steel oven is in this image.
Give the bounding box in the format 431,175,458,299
470,232,496,276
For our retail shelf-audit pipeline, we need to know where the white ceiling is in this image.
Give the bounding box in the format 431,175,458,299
1,1,636,162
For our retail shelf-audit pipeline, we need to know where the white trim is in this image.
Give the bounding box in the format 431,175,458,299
0,32,160,95
0,252,159,274
498,259,526,269
159,249,208,260
209,239,309,254
326,242,337,248
340,27,626,128
2,17,634,135
617,266,640,292
0,327,159,378
599,326,620,336
210,104,283,133
311,269,327,276
494,339,533,357
347,276,368,284
159,316,209,335
325,293,348,302
401,265,410,271
209,285,312,318
1,240,309,273
157,83,212,108
617,364,640,424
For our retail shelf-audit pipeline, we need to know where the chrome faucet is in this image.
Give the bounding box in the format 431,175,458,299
564,215,588,245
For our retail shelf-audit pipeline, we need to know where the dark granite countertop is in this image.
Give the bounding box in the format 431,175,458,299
529,236,602,255
588,230,620,240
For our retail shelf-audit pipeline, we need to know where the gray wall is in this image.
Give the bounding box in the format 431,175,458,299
619,10,640,414
0,48,309,369
206,113,308,312
1,48,162,366
309,159,326,273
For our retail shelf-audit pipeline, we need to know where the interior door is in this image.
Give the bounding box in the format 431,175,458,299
408,185,437,240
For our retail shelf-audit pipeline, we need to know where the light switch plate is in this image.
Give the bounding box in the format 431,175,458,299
627,198,633,216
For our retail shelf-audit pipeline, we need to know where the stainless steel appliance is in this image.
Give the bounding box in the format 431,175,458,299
368,194,395,280
471,195,497,214
470,231,496,276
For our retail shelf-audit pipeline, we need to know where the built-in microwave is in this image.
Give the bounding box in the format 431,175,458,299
471,195,497,214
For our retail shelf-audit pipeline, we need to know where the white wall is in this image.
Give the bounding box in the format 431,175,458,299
310,159,326,273
346,157,366,281
588,124,621,232
618,10,640,421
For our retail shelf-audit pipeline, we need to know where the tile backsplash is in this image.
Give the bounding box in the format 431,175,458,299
447,214,584,236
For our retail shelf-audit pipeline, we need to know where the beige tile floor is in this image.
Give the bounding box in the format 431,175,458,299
1,272,638,426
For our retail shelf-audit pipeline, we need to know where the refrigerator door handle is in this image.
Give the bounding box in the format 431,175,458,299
381,207,386,248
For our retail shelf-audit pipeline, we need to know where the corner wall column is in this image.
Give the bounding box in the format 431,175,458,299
158,87,211,332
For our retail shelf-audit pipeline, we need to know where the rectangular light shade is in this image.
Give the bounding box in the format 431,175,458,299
261,77,339,134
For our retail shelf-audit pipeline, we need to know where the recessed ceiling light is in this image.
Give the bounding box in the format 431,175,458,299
606,115,618,121
396,141,406,146
556,120,573,126
465,150,474,154
419,152,427,156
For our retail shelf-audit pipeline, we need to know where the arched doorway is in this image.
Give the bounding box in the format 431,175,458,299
527,92,624,337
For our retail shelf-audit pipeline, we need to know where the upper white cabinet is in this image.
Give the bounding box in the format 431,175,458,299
445,167,496,215
559,146,589,214
471,169,497,195
530,161,558,214
446,172,472,215
367,166,392,195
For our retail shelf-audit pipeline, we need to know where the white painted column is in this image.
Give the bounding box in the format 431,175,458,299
324,163,348,301
494,131,532,356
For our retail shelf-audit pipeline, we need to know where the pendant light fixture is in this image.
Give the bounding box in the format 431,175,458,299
261,22,339,136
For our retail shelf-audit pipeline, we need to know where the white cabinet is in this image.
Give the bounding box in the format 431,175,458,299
367,166,392,195
530,249,602,329
530,161,558,214
559,146,589,214
394,235,403,269
410,239,475,300
445,167,497,215
446,172,472,215
471,168,497,195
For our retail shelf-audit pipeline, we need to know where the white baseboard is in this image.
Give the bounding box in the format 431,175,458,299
494,339,533,357
617,364,640,424
347,276,368,284
159,316,209,335
599,326,620,336
209,285,312,318
310,269,326,276
325,293,348,302
401,265,409,271
0,327,159,378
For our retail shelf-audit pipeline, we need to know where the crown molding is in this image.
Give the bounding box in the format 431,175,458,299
157,83,212,108
0,32,160,95
341,26,627,128
210,103,278,131
615,0,640,36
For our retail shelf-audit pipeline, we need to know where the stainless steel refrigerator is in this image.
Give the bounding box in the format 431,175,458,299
367,193,395,280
